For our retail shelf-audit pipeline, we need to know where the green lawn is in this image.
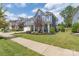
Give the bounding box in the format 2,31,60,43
14,30,79,52
0,39,42,56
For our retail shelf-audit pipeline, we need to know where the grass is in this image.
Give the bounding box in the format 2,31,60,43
14,30,79,52
0,38,42,56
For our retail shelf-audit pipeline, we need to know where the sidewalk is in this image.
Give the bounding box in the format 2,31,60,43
11,37,79,56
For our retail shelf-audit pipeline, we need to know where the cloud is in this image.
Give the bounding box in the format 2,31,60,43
5,11,15,17
18,13,27,18
32,8,38,13
45,3,70,12
41,8,46,12
5,11,27,20
5,11,18,20
28,15,33,18
45,3,57,10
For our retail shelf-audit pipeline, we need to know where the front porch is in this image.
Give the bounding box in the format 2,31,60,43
32,23,51,33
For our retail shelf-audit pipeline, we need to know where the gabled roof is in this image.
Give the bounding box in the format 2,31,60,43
34,9,45,18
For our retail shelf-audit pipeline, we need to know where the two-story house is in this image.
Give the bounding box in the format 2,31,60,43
24,9,57,33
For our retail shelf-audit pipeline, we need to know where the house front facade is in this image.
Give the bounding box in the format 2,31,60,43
24,9,57,33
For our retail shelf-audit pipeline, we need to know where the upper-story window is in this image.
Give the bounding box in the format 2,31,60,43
46,15,51,22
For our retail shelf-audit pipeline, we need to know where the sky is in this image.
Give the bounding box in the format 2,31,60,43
2,3,79,23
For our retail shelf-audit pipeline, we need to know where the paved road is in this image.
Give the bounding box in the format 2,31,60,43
0,32,79,56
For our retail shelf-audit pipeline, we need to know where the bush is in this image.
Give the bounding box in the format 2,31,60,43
60,25,65,32
50,27,55,34
72,23,79,33
58,23,65,32
58,24,65,32
26,31,31,34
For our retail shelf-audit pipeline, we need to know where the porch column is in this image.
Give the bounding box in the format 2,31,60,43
47,23,50,33
42,26,44,33
33,25,35,32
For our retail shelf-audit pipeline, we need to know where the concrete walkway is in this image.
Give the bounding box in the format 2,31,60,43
0,32,79,56
11,37,79,56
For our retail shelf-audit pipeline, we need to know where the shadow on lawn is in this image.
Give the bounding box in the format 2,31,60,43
31,32,56,35
14,32,57,36
0,36,8,39
0,36,16,40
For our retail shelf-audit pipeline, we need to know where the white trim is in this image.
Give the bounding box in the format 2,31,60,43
47,23,50,33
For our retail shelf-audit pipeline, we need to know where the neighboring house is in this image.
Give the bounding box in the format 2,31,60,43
9,19,25,31
73,7,79,24
9,20,19,30
24,9,57,33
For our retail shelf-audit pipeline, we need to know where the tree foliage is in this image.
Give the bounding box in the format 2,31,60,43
72,23,79,33
0,4,8,29
60,6,75,27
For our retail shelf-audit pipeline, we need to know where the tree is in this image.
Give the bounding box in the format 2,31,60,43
0,19,9,28
60,6,75,27
0,4,7,28
0,4,8,30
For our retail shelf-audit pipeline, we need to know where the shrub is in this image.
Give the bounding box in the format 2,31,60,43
59,25,65,32
50,27,55,34
72,23,79,33
26,31,31,34
58,25,65,32
58,23,65,32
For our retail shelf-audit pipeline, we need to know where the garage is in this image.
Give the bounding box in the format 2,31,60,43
23,26,31,32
